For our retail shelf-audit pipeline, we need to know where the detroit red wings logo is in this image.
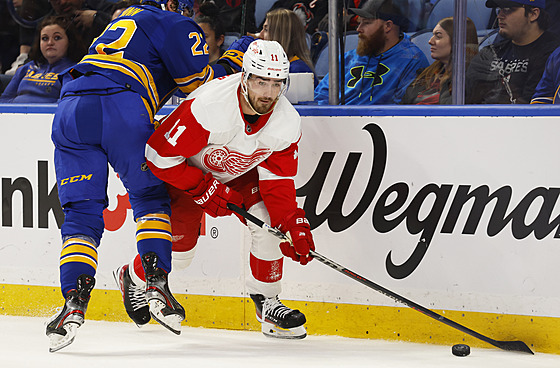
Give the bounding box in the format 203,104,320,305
202,147,271,175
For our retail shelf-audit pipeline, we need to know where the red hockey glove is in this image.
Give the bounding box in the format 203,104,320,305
278,208,315,265
187,172,243,218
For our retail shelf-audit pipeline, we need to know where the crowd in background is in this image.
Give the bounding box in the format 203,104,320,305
2,0,560,105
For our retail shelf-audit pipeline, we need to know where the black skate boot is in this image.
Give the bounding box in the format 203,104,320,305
142,252,185,335
46,274,95,352
113,264,151,327
250,294,307,339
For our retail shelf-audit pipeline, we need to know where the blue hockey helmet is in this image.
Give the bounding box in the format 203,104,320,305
177,0,194,12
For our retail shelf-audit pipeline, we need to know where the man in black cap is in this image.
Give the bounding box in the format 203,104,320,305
314,0,429,105
466,0,560,103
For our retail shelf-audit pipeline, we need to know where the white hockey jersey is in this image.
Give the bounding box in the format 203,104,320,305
145,73,302,226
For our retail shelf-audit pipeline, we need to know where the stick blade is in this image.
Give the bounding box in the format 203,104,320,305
495,340,534,354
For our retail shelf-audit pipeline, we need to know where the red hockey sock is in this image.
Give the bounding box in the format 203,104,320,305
133,253,146,282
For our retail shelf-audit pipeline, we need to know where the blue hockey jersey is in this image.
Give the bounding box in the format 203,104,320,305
531,46,560,104
60,5,213,117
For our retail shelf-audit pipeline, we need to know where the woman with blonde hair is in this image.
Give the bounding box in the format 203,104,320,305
260,8,317,84
401,17,478,105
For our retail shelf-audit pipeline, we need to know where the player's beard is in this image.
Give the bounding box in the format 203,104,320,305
357,26,386,56
248,92,276,115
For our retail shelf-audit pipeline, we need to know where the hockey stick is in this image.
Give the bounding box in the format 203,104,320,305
227,203,534,354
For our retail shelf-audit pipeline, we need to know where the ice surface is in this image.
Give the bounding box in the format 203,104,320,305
2,315,559,368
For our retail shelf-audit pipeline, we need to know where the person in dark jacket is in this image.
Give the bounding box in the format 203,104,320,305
401,16,478,105
466,0,560,104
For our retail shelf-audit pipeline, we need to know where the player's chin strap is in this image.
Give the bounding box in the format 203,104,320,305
226,203,534,355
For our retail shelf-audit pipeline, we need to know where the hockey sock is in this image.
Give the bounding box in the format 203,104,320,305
59,236,98,296
250,253,283,284
132,254,146,283
135,213,173,273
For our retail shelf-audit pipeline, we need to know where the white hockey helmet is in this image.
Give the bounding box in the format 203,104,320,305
242,39,290,81
241,40,290,114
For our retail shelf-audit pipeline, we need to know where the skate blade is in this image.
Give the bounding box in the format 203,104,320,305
148,300,183,335
48,323,79,353
261,322,307,339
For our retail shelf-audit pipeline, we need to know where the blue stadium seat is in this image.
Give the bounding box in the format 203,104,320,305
223,32,241,50
314,32,360,80
425,0,492,32
478,28,499,49
410,29,434,64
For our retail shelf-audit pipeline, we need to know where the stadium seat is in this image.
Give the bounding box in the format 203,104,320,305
410,29,434,64
223,32,241,50
425,0,492,32
314,32,360,80
478,28,499,49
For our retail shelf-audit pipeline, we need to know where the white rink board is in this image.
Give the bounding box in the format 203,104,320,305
1,112,559,319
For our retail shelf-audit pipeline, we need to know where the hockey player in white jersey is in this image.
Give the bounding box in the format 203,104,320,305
114,39,315,339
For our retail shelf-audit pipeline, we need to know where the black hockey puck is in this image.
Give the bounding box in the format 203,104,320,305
452,344,470,357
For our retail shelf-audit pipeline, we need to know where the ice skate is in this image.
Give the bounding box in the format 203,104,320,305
46,274,95,352
113,264,151,327
142,252,185,334
250,294,307,339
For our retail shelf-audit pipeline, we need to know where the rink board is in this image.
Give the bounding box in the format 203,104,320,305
1,105,560,353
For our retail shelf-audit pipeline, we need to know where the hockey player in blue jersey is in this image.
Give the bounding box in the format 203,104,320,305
46,1,214,352
531,46,560,104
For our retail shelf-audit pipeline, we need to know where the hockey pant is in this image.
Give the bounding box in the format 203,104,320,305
131,168,284,297
52,77,172,296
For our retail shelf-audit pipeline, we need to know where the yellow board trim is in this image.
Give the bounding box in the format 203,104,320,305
2,283,559,354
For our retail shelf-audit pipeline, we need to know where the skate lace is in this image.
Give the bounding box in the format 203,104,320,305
262,296,292,320
127,282,147,310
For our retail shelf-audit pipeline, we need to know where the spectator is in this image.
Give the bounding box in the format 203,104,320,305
48,0,115,46
177,0,194,16
195,1,225,64
531,45,560,103
0,15,86,103
205,0,257,34
314,0,428,105
3,0,51,76
260,8,316,84
260,0,319,33
0,0,20,74
111,0,141,19
401,17,479,105
466,0,560,104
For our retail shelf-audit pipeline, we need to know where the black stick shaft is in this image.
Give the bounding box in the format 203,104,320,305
227,203,533,354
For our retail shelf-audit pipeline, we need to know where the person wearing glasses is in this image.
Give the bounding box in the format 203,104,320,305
313,0,429,105
466,0,560,104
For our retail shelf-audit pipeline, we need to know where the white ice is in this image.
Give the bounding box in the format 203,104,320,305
3,315,559,368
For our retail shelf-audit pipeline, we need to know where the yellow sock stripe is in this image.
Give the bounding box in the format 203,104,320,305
60,255,98,270
60,238,98,269
136,214,172,242
136,232,172,242
60,244,98,260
